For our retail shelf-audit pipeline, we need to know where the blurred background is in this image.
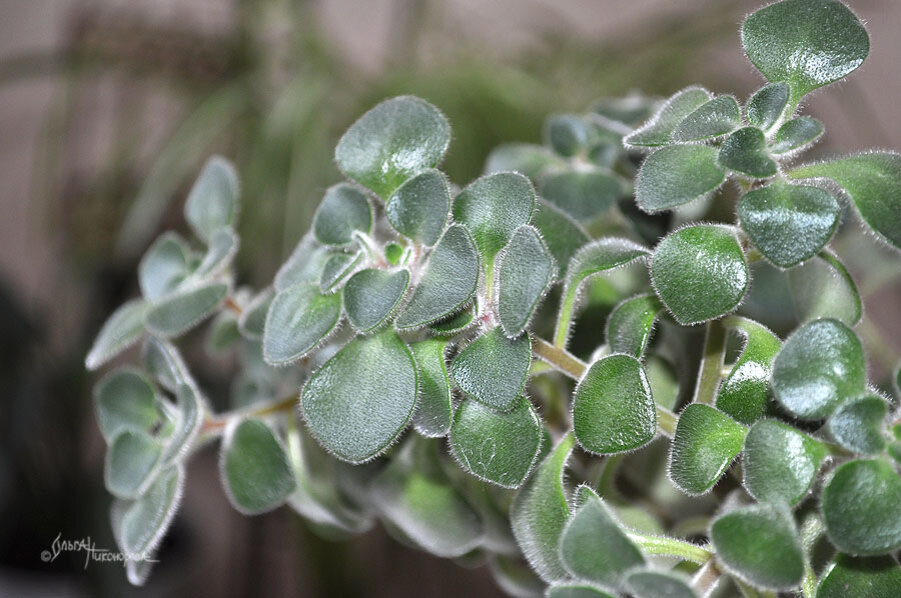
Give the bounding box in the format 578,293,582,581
1,0,900,596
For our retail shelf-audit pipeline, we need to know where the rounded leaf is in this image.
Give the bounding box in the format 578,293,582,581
540,170,622,221
312,183,372,246
343,268,410,333
184,156,239,244
86,299,149,370
828,393,889,455
626,569,697,598
116,465,184,556
220,419,296,514
771,116,824,155
262,283,341,366
743,419,827,506
410,339,453,438
138,232,191,301
789,250,861,327
385,169,450,246
531,199,591,278
93,368,172,443
636,145,725,212
671,95,740,142
625,87,712,147
718,127,777,178
544,114,590,157
451,327,531,412
746,82,790,131
605,293,663,358
715,316,781,424
497,225,556,338
668,404,746,495
817,554,901,598
319,251,362,293
144,282,228,338
105,431,163,499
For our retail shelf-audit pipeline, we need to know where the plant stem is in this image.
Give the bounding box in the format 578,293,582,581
532,336,586,379
692,559,721,594
693,319,727,405
801,564,817,598
553,285,578,348
201,393,299,433
627,533,712,565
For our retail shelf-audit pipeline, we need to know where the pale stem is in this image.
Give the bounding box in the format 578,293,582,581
201,393,299,434
693,319,727,405
553,284,578,348
626,533,713,565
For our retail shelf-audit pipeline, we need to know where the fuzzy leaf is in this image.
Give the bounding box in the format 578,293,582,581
484,143,565,179
817,554,901,598
827,394,889,455
94,368,173,443
605,293,663,358
140,337,192,394
410,339,453,438
771,318,866,419
771,116,824,154
184,156,239,244
86,299,149,370
743,419,827,506
160,382,203,463
789,250,861,326
451,327,531,412
635,145,725,212
114,465,183,556
719,126,777,178
741,0,869,105
343,268,409,333
193,227,239,280
144,282,228,338
531,199,591,279
274,235,331,292
395,224,480,328
385,169,450,246
625,87,712,147
428,305,476,336
262,283,341,366
105,431,163,499
312,183,372,246
626,570,696,598
545,114,590,157
138,232,192,301
221,419,296,514
450,396,542,488
301,330,418,463
822,459,901,556
497,225,556,338
335,96,450,199
668,404,746,495
573,354,656,455
671,95,740,142
711,504,805,590
716,316,781,424
564,238,650,297
651,225,749,325
540,170,622,221
319,252,362,293
746,82,790,131
237,288,273,340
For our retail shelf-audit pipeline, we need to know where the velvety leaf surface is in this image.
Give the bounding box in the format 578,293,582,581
274,235,331,292
319,252,362,293
715,316,781,424
497,225,555,338
105,431,163,499
451,327,531,412
116,465,184,556
563,238,650,301
86,299,149,370
545,114,590,157
635,145,725,212
94,368,172,443
312,183,372,246
428,304,476,336
770,116,823,154
743,419,827,506
184,156,239,243
788,250,861,326
625,87,712,147
718,127,777,178
193,226,239,280
263,283,342,366
746,82,790,131
671,95,740,142
540,170,622,221
386,169,450,246
817,554,901,598
484,143,565,179
410,339,453,438
605,293,662,358
626,569,697,598
160,383,202,463
237,288,273,340
138,232,192,301
668,404,746,495
650,225,748,325
343,268,409,333
221,419,296,514
827,394,888,455
144,282,228,338
531,200,590,278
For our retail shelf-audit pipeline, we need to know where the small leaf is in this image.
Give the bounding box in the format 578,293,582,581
484,143,565,179
605,293,663,358
335,96,451,198
671,95,741,142
817,554,901,598
312,183,372,246
395,224,480,328
105,431,163,499
544,114,590,157
719,127,777,178
274,235,331,292
636,145,725,212
510,433,574,582
319,251,362,293
651,225,749,325
827,393,889,455
573,354,656,455
822,458,901,555
559,486,645,586
716,316,781,424
263,283,342,366
746,82,790,131
789,153,901,250
94,368,172,443
743,419,827,506
451,327,531,412
741,0,869,105
301,330,418,463
453,172,535,266
206,310,240,353
540,170,623,221
711,504,805,590
115,465,183,556
626,569,697,598
193,226,239,280
386,169,450,246
220,419,296,514
531,199,591,279
140,337,192,394
497,225,556,337
770,116,824,154
547,585,616,598
625,87,713,147
144,281,228,338
184,156,239,244
668,404,746,495
789,250,862,326
138,232,191,301
564,238,650,296
428,304,476,336
86,299,149,370
384,242,404,265
771,318,866,419
160,382,203,463
343,268,409,333
237,288,273,340
410,339,453,438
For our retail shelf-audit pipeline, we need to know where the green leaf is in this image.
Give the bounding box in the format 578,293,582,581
497,225,556,338
220,419,296,514
410,339,453,438
738,181,839,268
484,143,565,179
86,299,149,370
560,486,645,586
746,82,790,131
301,330,418,463
371,437,482,557
395,224,480,328
385,169,450,246
605,293,663,358
94,368,173,443
743,419,827,506
711,504,805,590
319,251,362,293
564,238,650,295
451,327,531,412
822,459,901,555
547,584,616,598
450,396,542,489
343,268,410,333
114,465,183,556
510,433,574,582
668,404,746,495
671,95,741,142
193,226,239,280
488,554,547,598
625,87,712,147
626,569,696,598
144,281,228,338
335,96,451,199
428,304,476,336
105,431,163,499
651,225,749,325
452,172,535,266
274,235,331,292
237,288,273,341
827,393,889,455
141,337,193,394
262,283,342,366
573,354,656,455
138,232,192,301
384,242,404,265
716,316,781,424
789,153,901,250
635,145,725,212
771,116,824,155
741,0,869,106
184,155,239,244
160,382,203,463
312,183,372,246
206,310,240,353
540,170,622,221
545,114,590,157
771,318,866,419
789,250,862,326
817,554,901,598
719,127,777,178
531,199,591,279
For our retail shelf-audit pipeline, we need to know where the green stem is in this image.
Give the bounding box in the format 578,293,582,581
532,336,586,379
553,285,578,348
802,564,817,598
656,405,678,437
626,533,712,565
201,393,299,434
694,319,727,405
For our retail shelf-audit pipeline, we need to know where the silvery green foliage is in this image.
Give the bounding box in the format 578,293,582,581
87,1,901,593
